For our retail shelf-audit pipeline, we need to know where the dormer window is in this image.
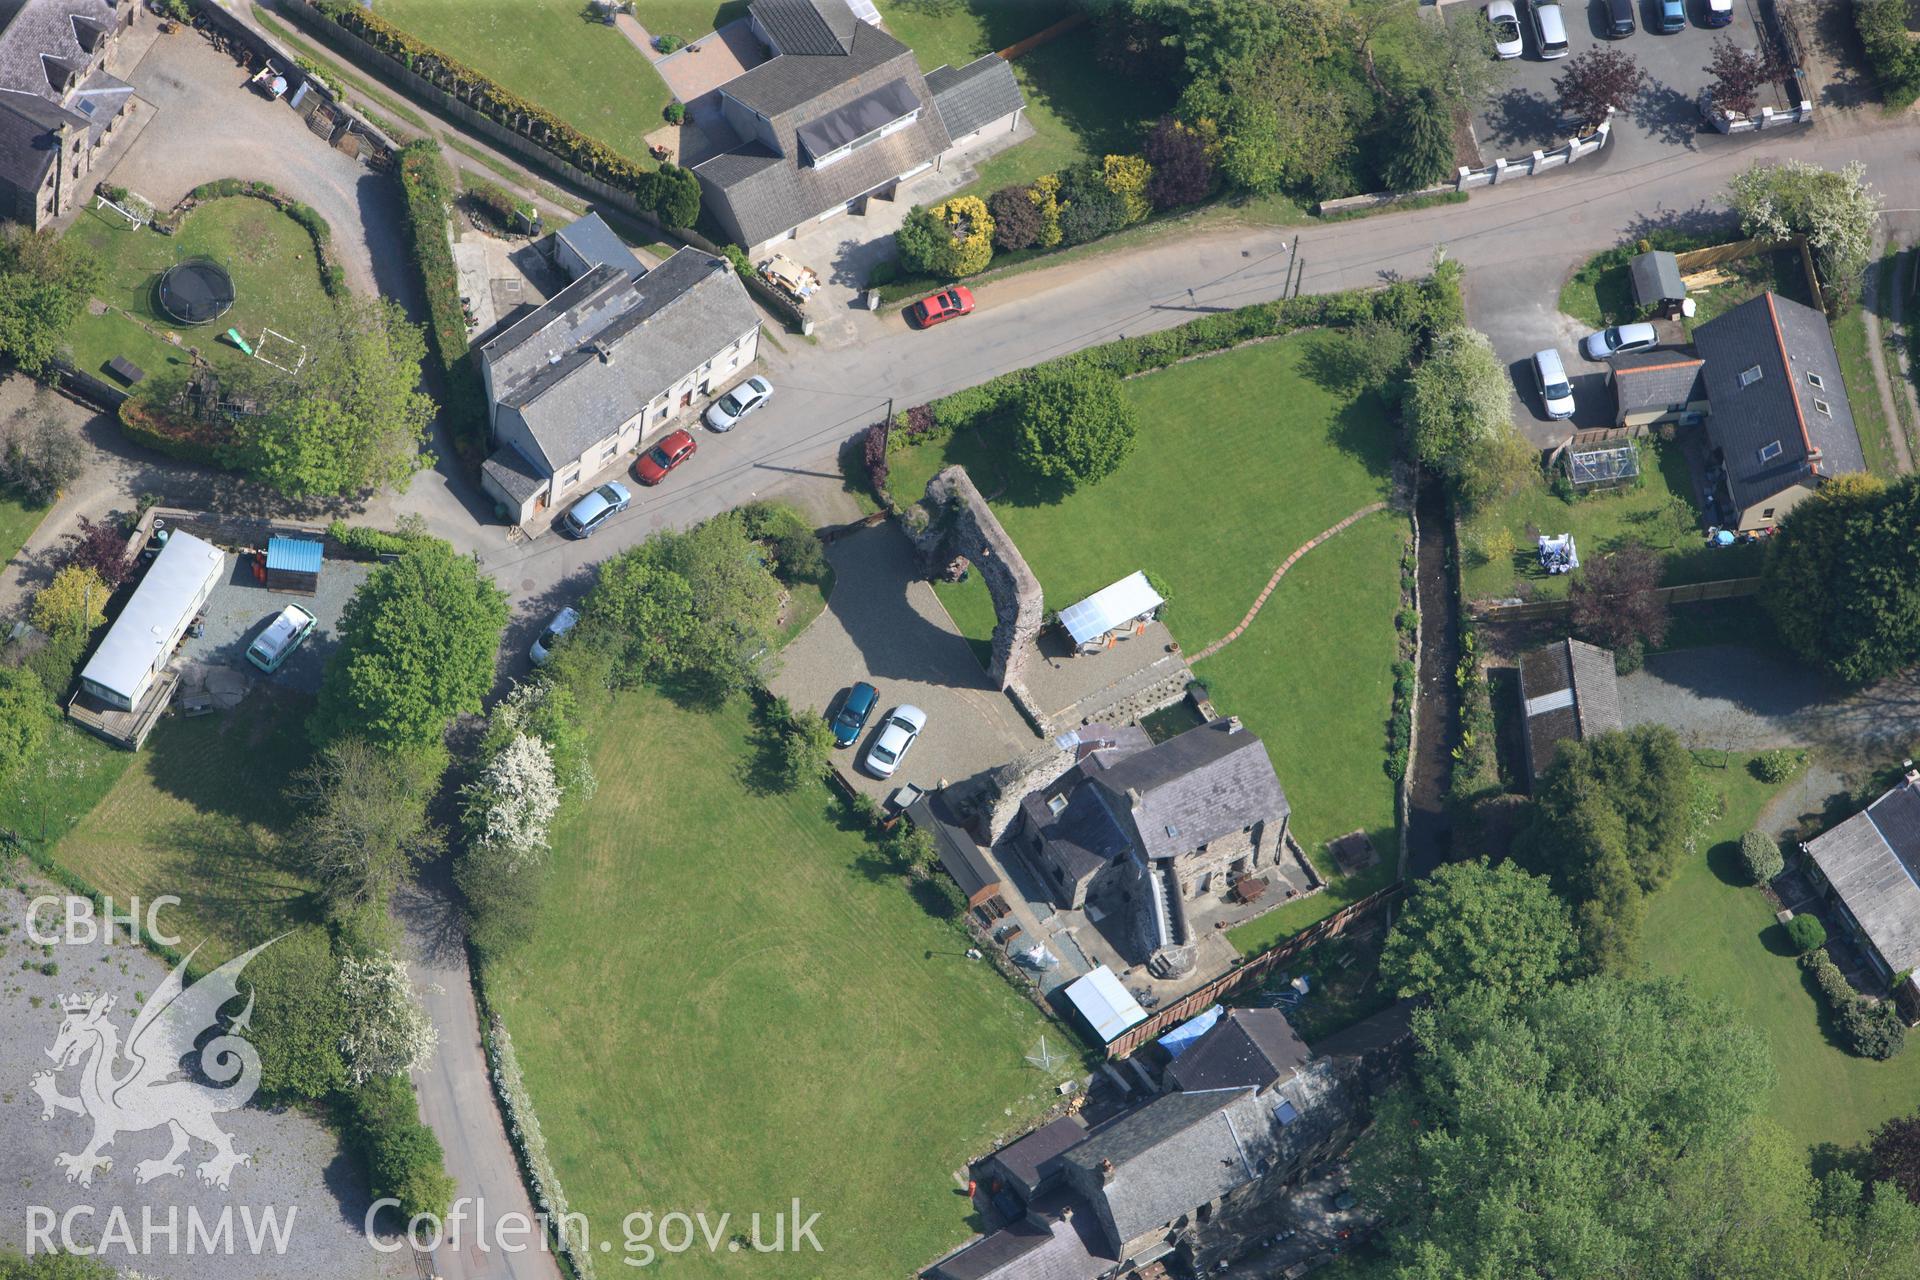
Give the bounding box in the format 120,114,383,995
795,79,921,169
1758,440,1783,463
1738,365,1764,388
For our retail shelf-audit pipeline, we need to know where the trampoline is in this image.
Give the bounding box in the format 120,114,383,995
156,257,236,325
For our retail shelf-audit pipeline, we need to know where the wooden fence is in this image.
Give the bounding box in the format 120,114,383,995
1674,238,1779,271
1473,575,1762,623
1104,880,1406,1059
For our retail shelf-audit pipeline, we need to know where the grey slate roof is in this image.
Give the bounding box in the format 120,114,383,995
697,12,949,246
0,87,71,187
0,0,115,102
1094,718,1289,861
1629,250,1685,307
1168,1007,1308,1093
925,54,1024,139
1694,292,1866,511
924,1192,1116,1280
482,443,547,504
1611,349,1705,416
907,793,1000,904
1518,639,1621,783
554,212,645,283
1806,777,1920,974
1063,1088,1276,1248
751,0,855,57
478,249,759,473
984,1115,1087,1199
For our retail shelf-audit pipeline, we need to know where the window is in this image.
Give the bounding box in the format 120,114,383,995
600,440,617,460
1275,1099,1301,1126
1762,507,1776,519
1046,793,1068,817
560,470,579,489
1807,372,1825,389
1814,398,1833,416
1758,440,1783,463
1738,365,1764,388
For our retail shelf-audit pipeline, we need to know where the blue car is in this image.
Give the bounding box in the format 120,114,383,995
832,681,878,748
1658,0,1687,31
561,481,631,538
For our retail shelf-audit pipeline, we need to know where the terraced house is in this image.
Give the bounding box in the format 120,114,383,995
693,0,1024,254
0,0,141,228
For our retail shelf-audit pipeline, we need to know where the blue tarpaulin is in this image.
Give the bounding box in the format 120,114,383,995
1157,1004,1223,1058
266,537,323,576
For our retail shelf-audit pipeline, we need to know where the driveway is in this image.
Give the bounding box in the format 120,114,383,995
113,29,417,304
179,556,374,695
769,523,1038,800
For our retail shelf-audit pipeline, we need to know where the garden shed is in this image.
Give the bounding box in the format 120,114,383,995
1629,250,1686,311
264,536,323,595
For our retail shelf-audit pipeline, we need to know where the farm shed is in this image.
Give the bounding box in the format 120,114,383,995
265,536,323,595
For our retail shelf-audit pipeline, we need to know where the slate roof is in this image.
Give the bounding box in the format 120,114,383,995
1063,1088,1276,1249
697,10,950,246
477,249,759,474
1805,777,1920,974
752,0,854,57
482,443,547,503
0,87,72,187
984,1115,1087,1198
907,793,1000,904
1094,718,1289,861
1612,349,1705,416
1629,250,1685,307
554,212,645,283
1168,1008,1309,1093
923,1191,1117,1280
925,54,1024,139
1518,639,1622,783
1694,293,1866,511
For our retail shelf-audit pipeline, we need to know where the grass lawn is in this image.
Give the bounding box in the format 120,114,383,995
41,692,320,965
0,723,135,854
376,0,671,163
897,335,1402,938
1640,753,1920,1155
485,686,1080,1279
1829,289,1899,480
0,490,47,574
61,196,335,402
1459,440,1761,603
1211,515,1405,955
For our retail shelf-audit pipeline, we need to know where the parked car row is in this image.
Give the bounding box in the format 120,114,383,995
1487,0,1729,61
833,681,930,779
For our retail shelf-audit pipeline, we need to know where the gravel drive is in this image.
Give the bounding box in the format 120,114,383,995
0,879,412,1279
179,557,373,696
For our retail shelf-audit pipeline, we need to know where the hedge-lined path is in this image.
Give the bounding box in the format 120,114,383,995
1188,503,1390,662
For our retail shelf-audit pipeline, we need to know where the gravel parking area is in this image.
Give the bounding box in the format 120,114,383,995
179,555,373,695
0,877,411,1279
770,523,1039,800
1450,0,1784,160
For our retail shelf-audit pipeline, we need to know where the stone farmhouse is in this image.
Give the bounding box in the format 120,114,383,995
1803,765,1920,1017
1019,718,1290,979
0,0,140,228
477,233,760,528
693,0,1025,254
927,1005,1410,1280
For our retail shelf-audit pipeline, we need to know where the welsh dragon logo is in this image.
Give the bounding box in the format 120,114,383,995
31,940,276,1190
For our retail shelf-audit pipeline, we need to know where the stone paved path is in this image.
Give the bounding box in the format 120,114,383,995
1189,503,1389,661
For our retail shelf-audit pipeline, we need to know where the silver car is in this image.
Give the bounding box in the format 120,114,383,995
863,705,926,779
1487,0,1524,58
704,376,773,432
1581,322,1659,361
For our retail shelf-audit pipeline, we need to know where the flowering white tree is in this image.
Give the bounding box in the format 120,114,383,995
1729,159,1881,287
486,679,595,799
337,951,437,1084
462,731,561,874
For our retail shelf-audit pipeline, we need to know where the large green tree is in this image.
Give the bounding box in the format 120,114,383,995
244,924,348,1101
235,297,435,499
1354,976,1773,1280
0,227,101,375
1013,363,1139,492
289,736,444,913
1761,473,1920,685
312,541,508,750
1379,858,1575,1009
1407,325,1534,510
1381,88,1455,193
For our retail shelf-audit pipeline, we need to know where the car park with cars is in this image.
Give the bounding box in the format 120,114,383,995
1657,0,1687,31
832,681,878,748
634,430,698,485
562,481,632,538
1533,348,1576,419
1531,1,1570,57
1487,0,1524,57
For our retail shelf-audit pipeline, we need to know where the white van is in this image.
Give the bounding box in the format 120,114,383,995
1533,348,1576,419
1531,1,1571,58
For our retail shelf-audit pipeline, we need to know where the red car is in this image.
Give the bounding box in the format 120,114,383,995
908,286,974,329
634,429,697,485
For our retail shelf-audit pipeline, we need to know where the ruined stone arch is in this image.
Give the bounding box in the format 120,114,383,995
908,466,1044,694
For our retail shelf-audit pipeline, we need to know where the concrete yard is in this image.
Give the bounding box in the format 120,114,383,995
178,553,373,697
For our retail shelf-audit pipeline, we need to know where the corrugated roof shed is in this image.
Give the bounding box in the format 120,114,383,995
1058,571,1163,645
265,536,322,576
1064,966,1146,1042
1806,778,1920,974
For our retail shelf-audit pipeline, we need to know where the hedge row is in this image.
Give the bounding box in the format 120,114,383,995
180,180,349,299
1803,947,1908,1060
395,142,487,457
306,0,700,227
326,519,433,559
348,1073,456,1221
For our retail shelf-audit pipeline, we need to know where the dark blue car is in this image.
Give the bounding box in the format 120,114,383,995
832,682,878,748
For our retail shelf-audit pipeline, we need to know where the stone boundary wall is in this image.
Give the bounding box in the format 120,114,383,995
1473,575,1763,622
1454,116,1613,192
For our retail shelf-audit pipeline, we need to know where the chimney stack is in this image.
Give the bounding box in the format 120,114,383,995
1098,1157,1115,1183
1904,758,1918,787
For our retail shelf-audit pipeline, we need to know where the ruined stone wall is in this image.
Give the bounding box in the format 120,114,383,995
907,466,1045,693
